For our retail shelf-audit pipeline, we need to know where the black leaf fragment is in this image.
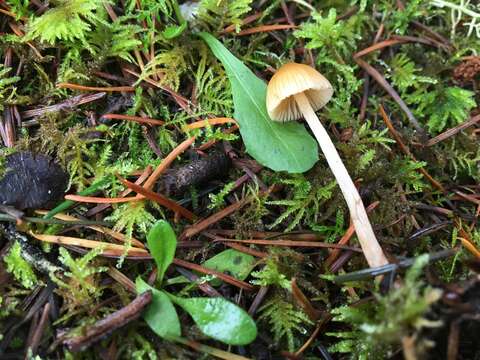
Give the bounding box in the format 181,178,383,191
0,152,68,210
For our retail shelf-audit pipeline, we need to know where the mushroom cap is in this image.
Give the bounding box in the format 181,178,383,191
266,63,333,122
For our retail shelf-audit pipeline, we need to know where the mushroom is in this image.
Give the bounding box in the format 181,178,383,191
266,63,388,268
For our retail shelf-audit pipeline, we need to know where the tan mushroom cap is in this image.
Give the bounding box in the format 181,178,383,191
266,63,334,122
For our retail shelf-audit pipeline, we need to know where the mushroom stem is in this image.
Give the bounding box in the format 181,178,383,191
293,92,388,268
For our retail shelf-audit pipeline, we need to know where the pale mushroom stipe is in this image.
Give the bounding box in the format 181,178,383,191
266,62,389,269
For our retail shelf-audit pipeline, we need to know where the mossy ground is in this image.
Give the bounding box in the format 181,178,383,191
1,0,480,359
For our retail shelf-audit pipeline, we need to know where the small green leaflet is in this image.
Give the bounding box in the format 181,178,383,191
136,277,181,339
147,220,177,283
202,249,256,286
167,249,256,286
167,293,257,345
199,32,318,173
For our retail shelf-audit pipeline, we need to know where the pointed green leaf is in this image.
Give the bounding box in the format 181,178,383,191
136,277,181,339
199,32,318,173
168,293,257,345
147,220,177,282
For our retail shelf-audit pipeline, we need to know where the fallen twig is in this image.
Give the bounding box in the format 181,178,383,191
64,291,152,352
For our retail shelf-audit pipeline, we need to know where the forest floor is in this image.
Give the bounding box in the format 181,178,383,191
1,0,480,359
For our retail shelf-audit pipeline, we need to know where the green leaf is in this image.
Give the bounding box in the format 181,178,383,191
136,277,181,339
199,32,318,173
166,249,256,286
147,220,177,283
202,249,256,285
167,293,257,345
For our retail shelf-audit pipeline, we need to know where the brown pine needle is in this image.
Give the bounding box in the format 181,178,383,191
197,125,239,151
356,60,425,136
174,337,253,360
426,114,480,146
108,267,136,293
34,211,146,249
291,278,321,321
223,242,268,258
354,38,407,58
0,8,18,18
29,232,148,255
184,117,237,130
64,195,141,203
459,238,480,259
325,201,380,268
8,22,43,59
102,113,165,126
57,83,135,92
236,24,297,36
86,166,152,217
379,105,445,192
142,136,196,190
214,238,362,251
182,199,248,238
222,12,262,33
117,176,196,221
172,258,255,291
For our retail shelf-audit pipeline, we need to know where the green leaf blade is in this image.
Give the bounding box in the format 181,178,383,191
169,294,257,345
203,249,256,286
136,277,181,339
199,32,318,173
147,220,177,282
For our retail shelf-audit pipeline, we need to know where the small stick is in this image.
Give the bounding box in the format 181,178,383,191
21,93,106,119
64,291,152,352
